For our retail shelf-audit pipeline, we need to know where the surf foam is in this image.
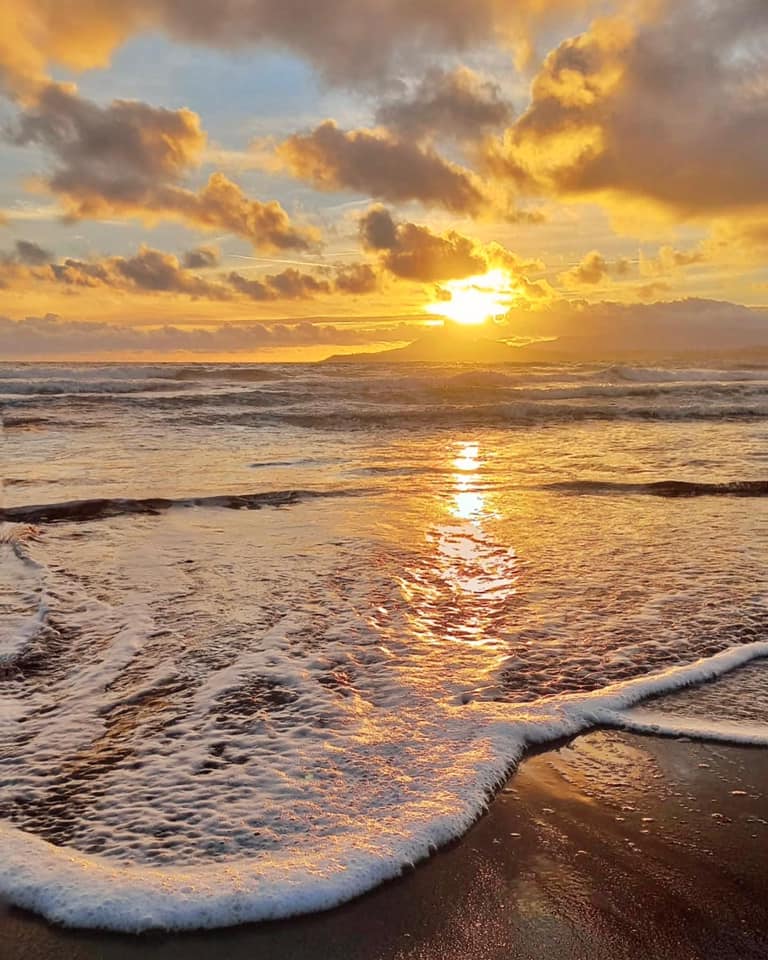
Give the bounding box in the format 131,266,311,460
1,627,766,932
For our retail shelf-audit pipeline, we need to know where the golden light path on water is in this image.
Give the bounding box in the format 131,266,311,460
379,441,520,697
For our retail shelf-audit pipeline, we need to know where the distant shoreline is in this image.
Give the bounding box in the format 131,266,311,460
322,338,768,364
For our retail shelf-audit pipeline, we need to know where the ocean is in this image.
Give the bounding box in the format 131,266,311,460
1,359,767,931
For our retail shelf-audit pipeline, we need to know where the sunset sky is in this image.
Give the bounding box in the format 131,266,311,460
1,0,766,360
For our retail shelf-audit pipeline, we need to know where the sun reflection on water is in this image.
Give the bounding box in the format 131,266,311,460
451,442,485,521
386,440,520,685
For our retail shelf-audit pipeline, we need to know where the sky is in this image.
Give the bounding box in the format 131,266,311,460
0,0,766,360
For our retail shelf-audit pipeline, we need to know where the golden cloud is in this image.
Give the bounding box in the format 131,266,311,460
484,2,768,219
639,245,707,277
559,249,632,287
0,241,380,303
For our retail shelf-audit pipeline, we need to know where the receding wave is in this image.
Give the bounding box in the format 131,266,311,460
0,488,361,524
2,415,55,428
543,479,768,497
2,641,767,932
1,472,766,932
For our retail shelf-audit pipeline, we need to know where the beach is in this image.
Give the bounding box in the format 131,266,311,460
2,0,767,952
3,728,767,960
2,360,767,941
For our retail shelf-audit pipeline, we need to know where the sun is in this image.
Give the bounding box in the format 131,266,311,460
425,269,518,326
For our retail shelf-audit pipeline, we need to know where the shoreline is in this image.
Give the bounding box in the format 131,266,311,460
3,729,768,960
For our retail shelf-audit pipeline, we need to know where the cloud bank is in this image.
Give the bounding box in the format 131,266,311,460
0,242,379,303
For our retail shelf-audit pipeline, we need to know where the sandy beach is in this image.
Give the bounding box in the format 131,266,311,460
3,729,767,960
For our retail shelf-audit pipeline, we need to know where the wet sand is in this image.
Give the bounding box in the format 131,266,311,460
3,730,768,960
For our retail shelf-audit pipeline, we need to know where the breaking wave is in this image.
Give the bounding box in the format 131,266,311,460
542,479,768,497
0,488,362,524
0,379,189,396
183,401,768,431
600,364,768,383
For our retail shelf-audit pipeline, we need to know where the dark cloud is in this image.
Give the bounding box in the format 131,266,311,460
0,238,55,287
228,267,331,301
485,1,768,217
45,246,232,299
49,258,113,287
333,262,379,294
359,206,399,251
151,1,593,88
8,83,316,249
152,1,544,86
277,120,492,217
112,247,232,298
360,211,485,282
182,245,220,269
14,239,53,265
12,81,204,199
228,263,378,300
376,67,512,140
359,206,541,283
0,239,54,282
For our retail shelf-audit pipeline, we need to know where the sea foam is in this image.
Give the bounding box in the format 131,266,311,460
0,494,765,932
1,569,765,934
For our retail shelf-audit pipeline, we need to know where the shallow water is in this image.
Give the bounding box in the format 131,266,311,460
1,360,767,930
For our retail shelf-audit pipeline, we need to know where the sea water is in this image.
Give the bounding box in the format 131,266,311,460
1,360,766,930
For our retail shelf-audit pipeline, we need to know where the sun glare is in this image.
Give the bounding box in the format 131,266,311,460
426,269,517,326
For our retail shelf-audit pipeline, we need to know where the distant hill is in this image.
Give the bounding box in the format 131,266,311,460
325,335,768,365
324,331,528,364
324,302,768,365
